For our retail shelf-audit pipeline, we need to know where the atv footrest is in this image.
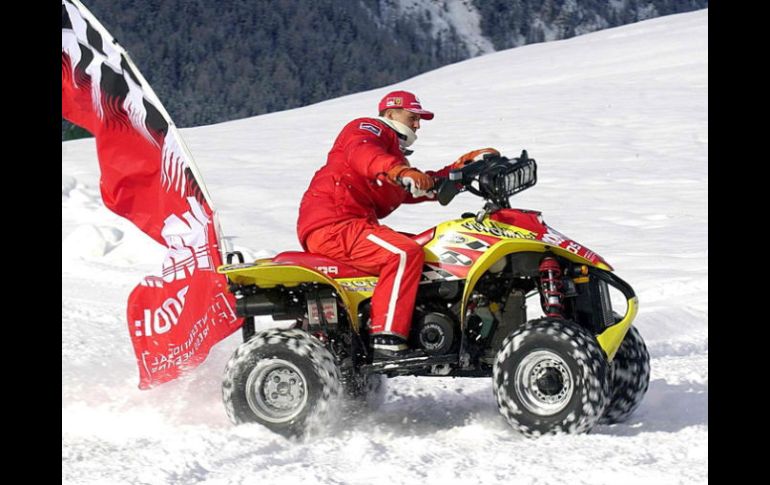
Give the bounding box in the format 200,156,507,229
362,354,458,375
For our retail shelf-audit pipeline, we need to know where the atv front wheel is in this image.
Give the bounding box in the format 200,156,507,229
493,318,609,437
600,326,650,424
223,328,342,437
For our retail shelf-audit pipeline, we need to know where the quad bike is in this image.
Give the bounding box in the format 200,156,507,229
218,151,650,438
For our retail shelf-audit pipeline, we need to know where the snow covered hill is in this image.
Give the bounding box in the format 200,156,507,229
62,9,708,485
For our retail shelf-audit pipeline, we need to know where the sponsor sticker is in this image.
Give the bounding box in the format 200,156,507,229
359,122,382,136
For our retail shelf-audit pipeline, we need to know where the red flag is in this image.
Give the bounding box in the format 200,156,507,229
62,0,243,389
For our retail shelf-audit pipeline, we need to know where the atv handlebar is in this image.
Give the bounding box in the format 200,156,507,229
435,150,537,208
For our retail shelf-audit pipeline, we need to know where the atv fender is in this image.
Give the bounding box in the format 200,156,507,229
218,261,359,329
460,239,636,360
596,296,638,360
461,240,612,327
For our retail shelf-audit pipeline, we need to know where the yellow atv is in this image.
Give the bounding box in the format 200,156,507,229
218,151,650,438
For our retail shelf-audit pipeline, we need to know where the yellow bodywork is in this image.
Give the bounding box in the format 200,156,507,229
218,261,363,330
597,296,639,360
457,237,634,360
460,240,611,325
219,216,635,359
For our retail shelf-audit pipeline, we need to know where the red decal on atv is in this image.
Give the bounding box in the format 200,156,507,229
433,262,470,279
540,227,610,268
459,231,503,246
490,210,546,234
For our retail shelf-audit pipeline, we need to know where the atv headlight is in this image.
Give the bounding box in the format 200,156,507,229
502,159,537,196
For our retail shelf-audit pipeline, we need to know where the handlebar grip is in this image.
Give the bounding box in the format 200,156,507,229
436,177,460,206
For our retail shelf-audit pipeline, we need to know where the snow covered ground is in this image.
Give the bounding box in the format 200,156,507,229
62,9,708,485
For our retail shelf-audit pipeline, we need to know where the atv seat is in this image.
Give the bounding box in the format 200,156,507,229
398,227,435,247
273,252,373,278
274,229,434,279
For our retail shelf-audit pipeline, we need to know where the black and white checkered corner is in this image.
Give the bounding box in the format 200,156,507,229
420,265,459,283
465,240,489,250
439,251,473,266
62,0,170,139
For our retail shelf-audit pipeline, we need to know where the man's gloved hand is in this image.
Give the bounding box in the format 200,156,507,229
450,147,501,170
386,165,435,197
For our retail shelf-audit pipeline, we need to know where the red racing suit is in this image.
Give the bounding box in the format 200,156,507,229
297,117,447,338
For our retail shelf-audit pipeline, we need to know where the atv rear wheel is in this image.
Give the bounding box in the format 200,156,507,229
600,326,650,424
223,328,342,437
493,318,609,437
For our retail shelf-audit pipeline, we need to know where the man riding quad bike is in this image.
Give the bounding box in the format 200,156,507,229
218,151,650,438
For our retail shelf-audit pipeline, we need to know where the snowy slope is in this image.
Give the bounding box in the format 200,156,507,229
62,9,708,485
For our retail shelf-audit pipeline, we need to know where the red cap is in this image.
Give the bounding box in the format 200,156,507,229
378,90,434,120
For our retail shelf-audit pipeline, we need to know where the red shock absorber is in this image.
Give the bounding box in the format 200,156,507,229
539,257,564,317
